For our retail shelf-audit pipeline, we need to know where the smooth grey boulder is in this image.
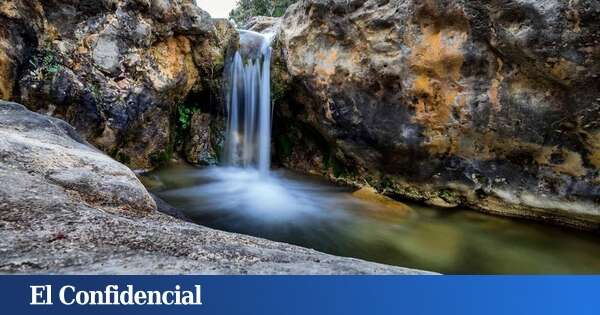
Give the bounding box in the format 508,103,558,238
0,101,155,212
0,101,432,275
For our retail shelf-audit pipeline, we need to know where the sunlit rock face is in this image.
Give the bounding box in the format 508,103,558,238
245,16,282,33
273,0,600,229
0,0,235,169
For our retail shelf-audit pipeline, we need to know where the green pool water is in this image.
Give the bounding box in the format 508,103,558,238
141,162,600,274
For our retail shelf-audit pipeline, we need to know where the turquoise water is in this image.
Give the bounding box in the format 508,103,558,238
142,162,600,274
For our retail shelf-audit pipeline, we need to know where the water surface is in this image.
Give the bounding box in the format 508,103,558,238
142,162,600,274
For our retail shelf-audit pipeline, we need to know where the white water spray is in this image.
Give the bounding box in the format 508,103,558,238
224,30,274,174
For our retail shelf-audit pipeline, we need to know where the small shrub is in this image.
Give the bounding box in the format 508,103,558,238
175,103,201,147
178,106,193,130
177,104,201,131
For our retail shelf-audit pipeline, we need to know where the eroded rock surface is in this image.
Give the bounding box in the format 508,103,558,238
0,0,236,169
273,0,600,229
184,112,222,165
245,16,282,33
0,102,429,274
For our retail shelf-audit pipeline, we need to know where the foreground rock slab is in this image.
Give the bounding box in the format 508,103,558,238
0,102,431,274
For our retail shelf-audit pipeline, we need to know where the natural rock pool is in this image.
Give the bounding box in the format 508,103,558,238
142,162,600,274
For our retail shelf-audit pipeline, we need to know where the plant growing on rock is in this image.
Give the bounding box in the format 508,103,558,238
178,105,196,130
176,103,201,147
28,48,61,81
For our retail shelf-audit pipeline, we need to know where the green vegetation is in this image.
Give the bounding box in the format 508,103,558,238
271,57,290,104
175,102,201,147
438,189,459,203
275,134,293,160
229,0,297,24
90,83,102,102
275,120,356,179
178,105,197,131
149,147,174,166
29,48,61,80
330,157,345,178
115,152,132,165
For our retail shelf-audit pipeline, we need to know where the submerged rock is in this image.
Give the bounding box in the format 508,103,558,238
273,0,600,229
0,0,235,169
0,101,430,274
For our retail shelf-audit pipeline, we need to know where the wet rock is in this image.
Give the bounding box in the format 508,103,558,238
184,112,219,165
273,0,600,229
351,187,415,220
0,102,431,275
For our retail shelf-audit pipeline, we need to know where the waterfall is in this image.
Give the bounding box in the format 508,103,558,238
224,30,274,175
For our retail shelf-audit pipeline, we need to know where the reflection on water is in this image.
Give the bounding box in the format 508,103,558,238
142,162,600,274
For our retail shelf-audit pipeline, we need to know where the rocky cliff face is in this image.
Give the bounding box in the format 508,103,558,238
273,0,600,229
0,0,236,169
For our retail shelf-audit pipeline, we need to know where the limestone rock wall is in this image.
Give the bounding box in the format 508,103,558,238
273,0,600,229
0,0,237,169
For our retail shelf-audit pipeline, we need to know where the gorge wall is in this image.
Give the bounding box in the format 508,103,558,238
272,0,600,229
0,0,236,168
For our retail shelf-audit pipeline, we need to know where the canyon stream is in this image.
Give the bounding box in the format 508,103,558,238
142,30,600,274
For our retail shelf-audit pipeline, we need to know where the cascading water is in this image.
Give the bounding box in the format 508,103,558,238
156,28,362,222
224,30,274,174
